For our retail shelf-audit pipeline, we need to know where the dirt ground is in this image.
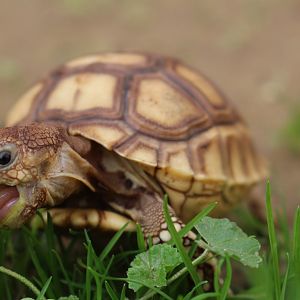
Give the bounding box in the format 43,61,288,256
0,0,300,218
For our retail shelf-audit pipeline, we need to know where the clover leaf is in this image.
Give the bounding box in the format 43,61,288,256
195,216,262,268
127,244,182,291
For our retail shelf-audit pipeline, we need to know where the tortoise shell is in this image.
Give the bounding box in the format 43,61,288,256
6,53,267,220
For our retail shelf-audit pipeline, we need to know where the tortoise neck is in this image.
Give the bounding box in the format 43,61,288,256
41,141,99,207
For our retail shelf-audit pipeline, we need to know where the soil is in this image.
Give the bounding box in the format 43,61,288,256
0,0,299,218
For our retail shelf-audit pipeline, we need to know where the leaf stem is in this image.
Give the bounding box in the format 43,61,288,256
0,265,43,298
168,249,209,285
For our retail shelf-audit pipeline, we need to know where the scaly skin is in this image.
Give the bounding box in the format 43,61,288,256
0,123,96,227
0,124,62,184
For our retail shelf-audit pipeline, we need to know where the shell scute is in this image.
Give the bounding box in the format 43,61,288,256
69,121,134,150
42,72,124,122
46,73,118,111
167,61,239,124
126,75,211,139
114,135,160,167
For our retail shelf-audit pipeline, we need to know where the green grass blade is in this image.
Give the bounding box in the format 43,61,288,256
120,284,126,300
37,276,52,300
291,206,300,298
190,292,219,300
105,281,119,300
265,181,281,300
99,255,115,298
45,214,61,296
163,196,202,292
87,267,102,300
219,256,232,300
4,276,12,300
136,223,146,251
99,223,128,261
82,232,105,276
25,238,56,298
280,253,289,300
292,206,300,271
0,230,11,297
178,202,217,239
182,281,208,300
84,231,93,300
52,249,75,295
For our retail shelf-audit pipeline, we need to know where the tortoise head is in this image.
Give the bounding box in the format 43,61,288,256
0,123,96,228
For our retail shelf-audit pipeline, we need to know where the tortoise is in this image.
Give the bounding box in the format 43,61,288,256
0,52,267,246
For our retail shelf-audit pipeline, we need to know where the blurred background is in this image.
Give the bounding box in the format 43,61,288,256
0,0,299,218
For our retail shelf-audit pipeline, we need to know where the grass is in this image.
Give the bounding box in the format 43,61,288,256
265,182,281,299
0,182,299,299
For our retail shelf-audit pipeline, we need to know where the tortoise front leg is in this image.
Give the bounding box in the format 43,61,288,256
136,193,196,245
34,208,136,232
111,192,216,290
139,194,215,290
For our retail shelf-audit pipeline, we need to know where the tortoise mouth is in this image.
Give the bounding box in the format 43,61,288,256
0,185,19,220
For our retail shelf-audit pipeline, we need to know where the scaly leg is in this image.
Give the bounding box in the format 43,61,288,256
133,192,195,245
110,192,216,290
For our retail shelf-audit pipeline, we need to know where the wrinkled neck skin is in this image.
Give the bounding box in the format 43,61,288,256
40,141,98,208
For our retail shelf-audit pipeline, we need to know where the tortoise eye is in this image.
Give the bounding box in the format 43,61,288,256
0,145,17,168
0,151,12,166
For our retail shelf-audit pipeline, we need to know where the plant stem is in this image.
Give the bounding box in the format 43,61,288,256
0,265,43,298
168,249,209,285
